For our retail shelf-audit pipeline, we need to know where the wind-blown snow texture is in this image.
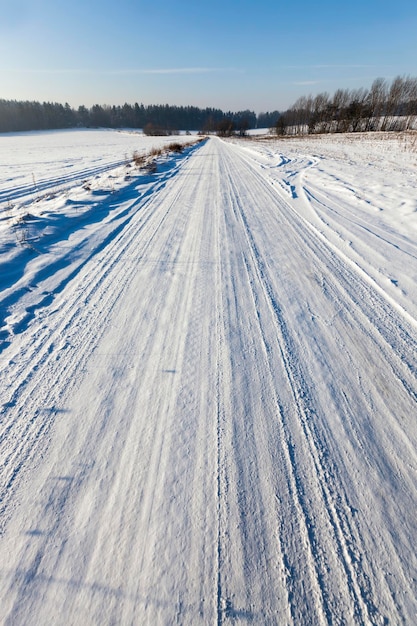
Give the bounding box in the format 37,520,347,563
1,129,417,625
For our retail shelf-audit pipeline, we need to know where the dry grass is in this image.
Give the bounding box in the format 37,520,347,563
166,142,184,153
149,146,164,158
131,138,205,172
132,150,146,166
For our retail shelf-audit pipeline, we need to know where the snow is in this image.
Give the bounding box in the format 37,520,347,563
0,128,417,624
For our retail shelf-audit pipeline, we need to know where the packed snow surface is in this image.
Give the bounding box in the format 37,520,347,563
0,129,417,624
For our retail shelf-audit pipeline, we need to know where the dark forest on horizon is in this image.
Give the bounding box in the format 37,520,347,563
0,99,280,134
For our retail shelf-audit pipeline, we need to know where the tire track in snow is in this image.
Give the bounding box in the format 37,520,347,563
218,144,341,624
216,138,417,624
214,152,291,624
0,148,201,531
0,159,129,207
236,222,372,624
0,142,222,625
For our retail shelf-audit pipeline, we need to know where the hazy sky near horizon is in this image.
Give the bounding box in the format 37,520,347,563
1,0,416,112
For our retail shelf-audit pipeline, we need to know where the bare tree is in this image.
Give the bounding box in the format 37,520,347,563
331,89,351,132
381,76,405,131
346,88,369,132
308,92,330,134
402,76,417,130
364,78,387,131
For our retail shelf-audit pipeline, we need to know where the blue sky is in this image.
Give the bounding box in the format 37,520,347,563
1,0,416,112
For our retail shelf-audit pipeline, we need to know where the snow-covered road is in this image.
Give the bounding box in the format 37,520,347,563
1,134,417,624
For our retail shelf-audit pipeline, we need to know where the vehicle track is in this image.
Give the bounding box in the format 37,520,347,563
216,138,417,623
0,148,201,530
0,159,128,207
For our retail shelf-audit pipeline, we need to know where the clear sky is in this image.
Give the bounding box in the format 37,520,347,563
1,0,416,113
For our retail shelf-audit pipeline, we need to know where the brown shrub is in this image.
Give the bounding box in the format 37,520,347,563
132,150,146,166
166,142,184,153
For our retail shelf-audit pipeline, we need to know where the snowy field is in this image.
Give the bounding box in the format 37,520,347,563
0,128,417,624
0,128,195,205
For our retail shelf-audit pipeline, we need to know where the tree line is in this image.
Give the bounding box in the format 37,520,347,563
275,76,417,135
2,76,416,136
0,99,281,134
